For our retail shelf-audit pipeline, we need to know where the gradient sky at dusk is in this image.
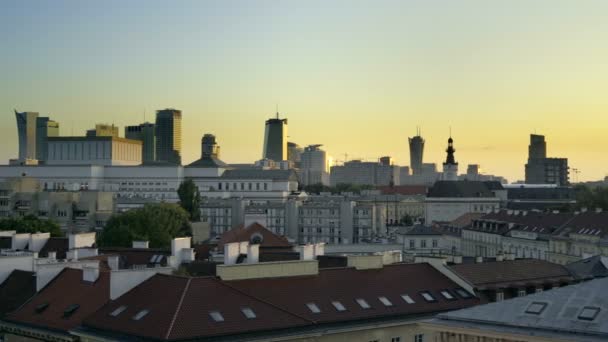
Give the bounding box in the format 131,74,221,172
1,0,607,182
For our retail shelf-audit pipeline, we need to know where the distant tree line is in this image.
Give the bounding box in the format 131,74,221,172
573,184,608,211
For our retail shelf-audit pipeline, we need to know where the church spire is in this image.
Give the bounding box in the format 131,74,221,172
445,136,457,165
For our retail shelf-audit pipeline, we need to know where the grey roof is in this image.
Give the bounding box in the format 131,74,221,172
430,277,608,341
398,224,442,236
566,256,608,280
186,156,228,168
221,169,298,181
427,181,497,198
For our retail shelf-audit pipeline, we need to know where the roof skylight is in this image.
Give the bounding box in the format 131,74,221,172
454,288,473,299
525,302,548,315
35,303,49,314
63,304,80,318
332,301,346,312
110,305,127,317
378,296,393,307
356,298,371,309
306,302,321,314
401,295,415,304
578,306,601,321
440,290,455,300
241,307,256,319
209,311,225,322
420,291,437,302
132,309,149,321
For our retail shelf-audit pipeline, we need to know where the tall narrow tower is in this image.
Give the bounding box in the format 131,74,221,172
442,136,458,181
155,109,182,165
408,127,425,175
262,112,288,162
15,110,39,161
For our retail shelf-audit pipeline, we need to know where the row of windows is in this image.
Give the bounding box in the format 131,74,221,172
218,182,268,191
408,239,439,249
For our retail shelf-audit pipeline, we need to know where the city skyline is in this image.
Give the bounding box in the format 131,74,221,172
2,1,608,181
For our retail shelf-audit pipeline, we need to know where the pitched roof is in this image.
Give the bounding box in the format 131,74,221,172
430,277,608,341
0,270,36,317
467,210,574,236
450,259,573,289
566,256,608,280
427,181,496,198
448,212,484,228
376,185,427,195
5,268,110,333
398,224,443,236
220,169,298,181
217,222,291,249
98,247,170,268
186,156,228,168
83,275,310,341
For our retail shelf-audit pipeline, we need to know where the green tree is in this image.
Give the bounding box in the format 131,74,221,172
177,179,201,222
98,203,191,248
0,215,62,237
573,184,608,211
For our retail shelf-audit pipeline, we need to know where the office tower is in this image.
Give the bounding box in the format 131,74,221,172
330,160,398,186
466,164,480,181
202,134,220,159
86,124,119,138
525,134,569,185
15,111,39,161
408,129,425,175
35,117,59,162
155,109,182,165
125,122,156,164
301,144,330,185
263,113,288,162
442,136,458,181
379,156,394,166
287,142,302,166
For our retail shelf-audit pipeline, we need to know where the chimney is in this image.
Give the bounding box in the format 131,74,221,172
299,244,314,261
224,242,241,265
181,248,195,263
452,255,463,264
581,207,588,213
496,253,504,262
505,253,516,261
83,267,100,282
67,249,79,261
48,251,56,260
132,240,149,249
475,256,483,263
313,243,325,257
108,255,120,270
247,244,259,264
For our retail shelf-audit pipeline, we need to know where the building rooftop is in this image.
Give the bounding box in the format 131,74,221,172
220,169,298,181
38,237,69,259
566,256,608,281
427,181,500,198
398,224,443,236
450,259,573,290
217,222,291,249
186,156,228,168
429,277,608,342
0,270,36,317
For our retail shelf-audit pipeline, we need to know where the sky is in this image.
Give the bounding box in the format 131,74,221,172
1,0,607,182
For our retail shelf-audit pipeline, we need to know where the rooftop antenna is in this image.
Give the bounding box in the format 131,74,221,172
144,108,146,123
449,126,452,137
275,104,279,119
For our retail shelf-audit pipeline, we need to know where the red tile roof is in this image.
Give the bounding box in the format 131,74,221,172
450,259,573,289
217,222,291,249
98,247,170,268
5,268,110,333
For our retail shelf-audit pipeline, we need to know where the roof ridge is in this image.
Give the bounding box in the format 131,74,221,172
216,279,316,324
165,277,191,340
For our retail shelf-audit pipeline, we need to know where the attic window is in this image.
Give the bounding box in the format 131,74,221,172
525,302,547,315
440,290,455,300
35,303,49,314
578,306,601,321
241,307,256,319
378,296,393,307
209,311,225,322
356,298,371,309
401,295,415,304
306,302,321,314
420,291,437,302
63,304,80,318
454,288,473,299
332,301,347,312
110,306,127,317
132,309,149,321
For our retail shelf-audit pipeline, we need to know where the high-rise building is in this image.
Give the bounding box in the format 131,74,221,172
125,122,156,164
35,117,59,162
525,134,569,185
263,113,288,162
187,134,227,168
442,136,458,181
86,124,119,138
15,110,59,163
408,129,425,175
301,144,330,186
155,109,182,165
330,160,399,186
287,142,302,167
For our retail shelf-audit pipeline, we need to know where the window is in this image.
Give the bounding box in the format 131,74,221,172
356,298,371,309
110,306,127,317
496,292,504,302
209,311,225,322
421,240,427,248
432,239,438,248
578,306,601,321
440,290,455,300
132,309,149,321
63,304,80,318
378,296,393,307
35,303,49,314
454,288,473,299
414,334,424,342
241,307,256,319
525,302,548,315
518,289,527,297
306,302,321,313
420,291,436,302
391,338,401,342
409,240,415,248
332,301,346,312
401,294,415,304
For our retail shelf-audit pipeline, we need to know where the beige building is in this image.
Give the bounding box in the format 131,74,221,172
47,136,142,166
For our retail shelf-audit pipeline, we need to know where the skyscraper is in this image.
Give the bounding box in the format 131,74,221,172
15,110,59,162
155,109,182,165
263,113,288,162
525,134,569,185
301,144,330,185
408,129,425,175
287,141,302,167
442,136,458,181
528,134,547,160
125,122,156,164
